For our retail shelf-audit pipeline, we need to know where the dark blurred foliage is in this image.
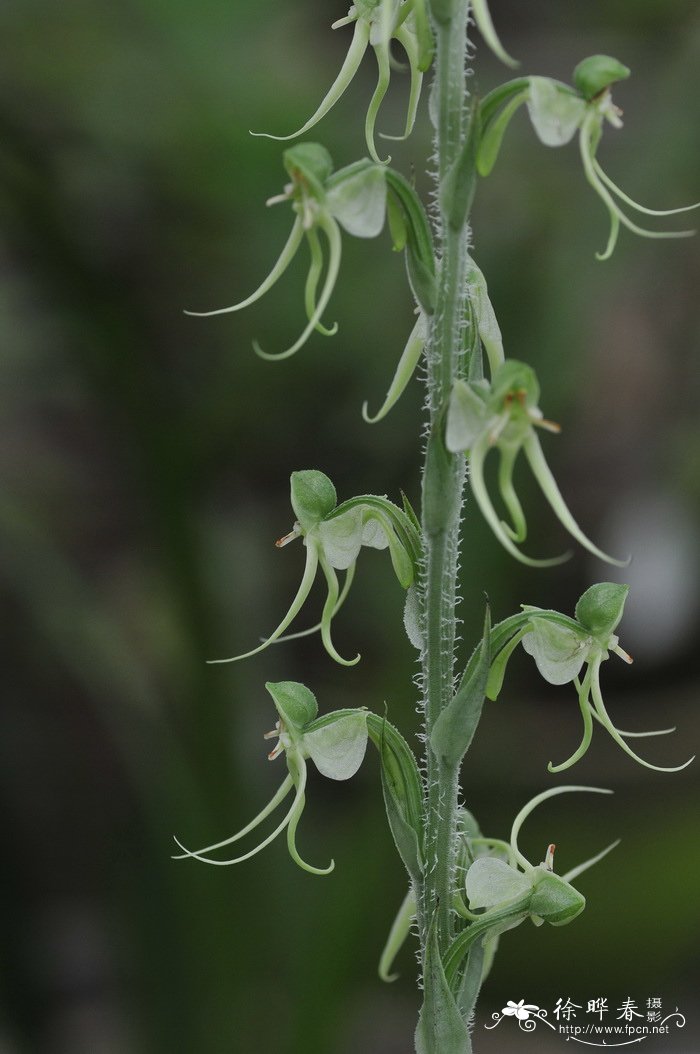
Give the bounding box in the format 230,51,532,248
0,1,699,1051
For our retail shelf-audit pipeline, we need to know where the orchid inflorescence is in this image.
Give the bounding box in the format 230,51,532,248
208,469,422,668
478,54,699,259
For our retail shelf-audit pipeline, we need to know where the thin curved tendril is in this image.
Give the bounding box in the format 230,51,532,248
562,839,620,884
318,549,361,666
363,314,426,423
471,0,518,68
255,214,342,360
469,435,570,568
305,227,338,337
497,443,527,542
587,702,676,738
510,785,612,873
270,563,356,643
522,432,629,567
184,217,304,316
365,41,392,163
589,659,694,772
173,769,305,866
379,887,417,982
380,25,423,141
250,20,371,141
171,775,294,859
469,837,517,867
207,542,319,663
286,761,334,875
592,158,700,218
579,118,694,261
547,666,594,773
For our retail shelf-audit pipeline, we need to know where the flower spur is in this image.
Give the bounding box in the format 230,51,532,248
478,55,699,259
185,143,387,359
172,682,369,875
445,359,627,567
207,470,421,667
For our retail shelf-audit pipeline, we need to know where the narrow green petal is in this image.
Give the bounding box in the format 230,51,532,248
498,443,527,542
184,217,304,317
588,706,675,738
366,42,392,163
562,838,620,884
380,25,423,141
470,436,570,567
590,660,694,773
510,784,613,872
593,157,700,219
255,214,342,360
363,313,426,423
305,228,338,336
523,432,629,566
173,771,305,866
547,667,595,773
171,775,294,859
207,542,319,663
318,549,361,666
250,20,371,141
471,0,518,68
378,887,416,982
271,564,355,644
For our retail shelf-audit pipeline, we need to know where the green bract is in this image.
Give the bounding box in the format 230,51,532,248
250,0,433,164
489,583,694,774
173,682,368,875
445,360,625,567
208,470,422,667
186,145,387,358
478,56,699,258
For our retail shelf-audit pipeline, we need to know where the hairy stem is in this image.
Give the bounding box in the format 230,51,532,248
417,0,473,992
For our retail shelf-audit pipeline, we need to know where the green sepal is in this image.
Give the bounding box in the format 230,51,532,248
415,912,470,1054
290,470,337,530
423,427,459,536
303,711,369,780
443,895,531,988
479,77,531,129
329,493,422,577
526,77,586,148
574,582,629,639
387,189,408,251
326,160,387,238
529,870,585,925
431,605,491,766
385,169,437,314
443,97,481,230
265,680,319,732
573,54,630,100
283,143,334,200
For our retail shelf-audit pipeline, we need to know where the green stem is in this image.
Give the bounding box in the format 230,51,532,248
417,0,473,996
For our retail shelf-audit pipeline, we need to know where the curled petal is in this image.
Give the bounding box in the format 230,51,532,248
547,667,595,773
522,432,628,566
171,775,294,860
589,658,694,773
365,42,392,164
207,542,319,664
184,216,304,317
469,435,570,568
379,888,416,982
593,157,700,219
173,773,303,866
471,0,518,68
510,785,613,873
285,754,334,875
318,549,361,666
589,705,676,738
255,214,342,360
271,564,356,644
250,20,371,142
498,443,527,542
363,313,426,423
380,25,423,142
305,228,338,336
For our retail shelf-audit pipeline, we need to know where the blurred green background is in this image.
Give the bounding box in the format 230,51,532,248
1,1,699,1051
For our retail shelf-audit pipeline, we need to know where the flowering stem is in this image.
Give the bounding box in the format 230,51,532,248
417,0,472,1013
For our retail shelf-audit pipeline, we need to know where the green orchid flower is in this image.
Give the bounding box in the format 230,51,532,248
478,55,698,259
172,682,368,875
185,144,387,358
445,359,626,567
208,470,421,667
250,0,433,165
442,785,619,991
488,583,695,774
